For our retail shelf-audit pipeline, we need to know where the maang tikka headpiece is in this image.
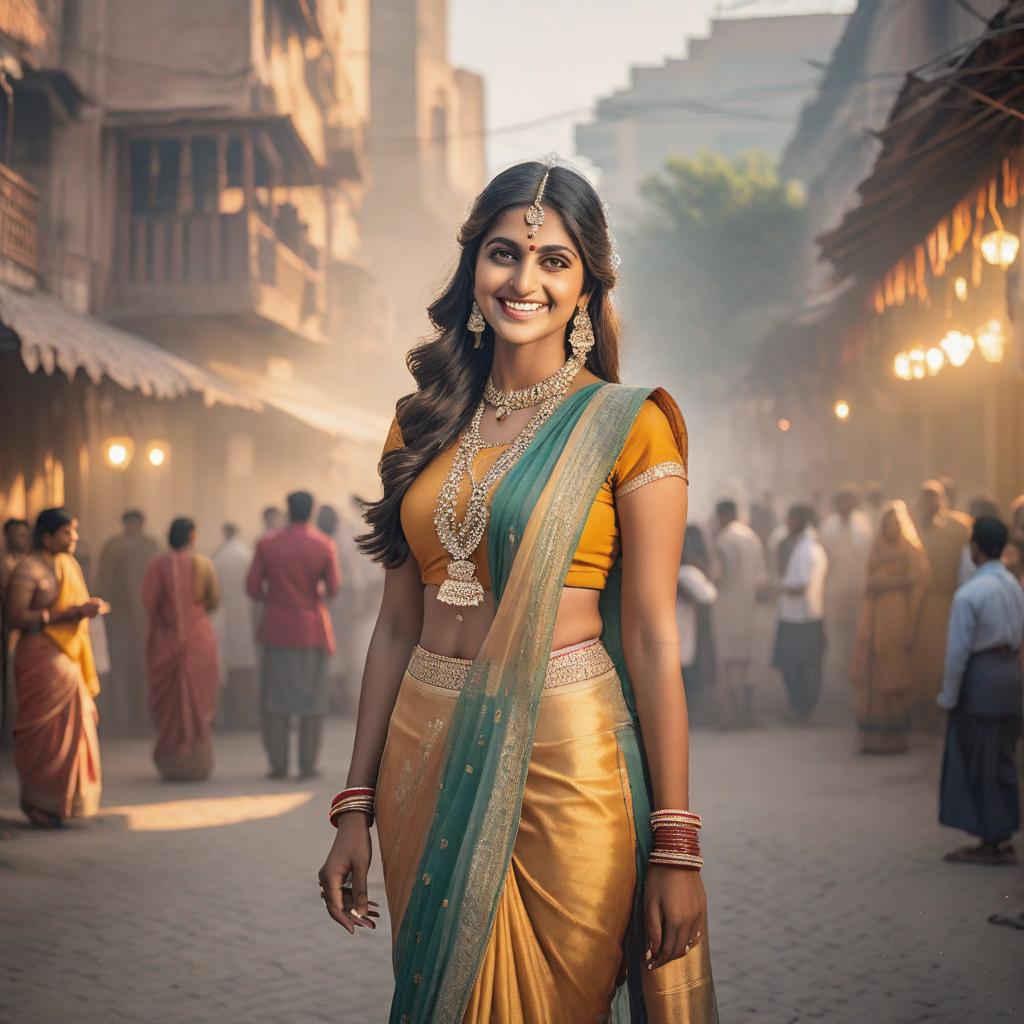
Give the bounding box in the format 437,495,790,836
523,155,622,270
524,164,551,240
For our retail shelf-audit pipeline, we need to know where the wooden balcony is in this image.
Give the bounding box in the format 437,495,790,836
0,161,40,279
109,209,324,343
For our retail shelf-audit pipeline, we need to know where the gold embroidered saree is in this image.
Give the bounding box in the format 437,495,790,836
376,383,717,1023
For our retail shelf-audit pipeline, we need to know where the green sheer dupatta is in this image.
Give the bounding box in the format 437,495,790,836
390,382,655,1023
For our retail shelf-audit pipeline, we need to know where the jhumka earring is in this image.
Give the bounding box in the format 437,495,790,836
467,299,486,348
568,305,595,358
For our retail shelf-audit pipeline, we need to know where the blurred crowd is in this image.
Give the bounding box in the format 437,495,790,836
3,473,1021,865
677,477,1024,864
0,491,381,828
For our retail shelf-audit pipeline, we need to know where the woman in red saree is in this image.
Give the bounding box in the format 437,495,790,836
141,517,221,781
8,508,109,827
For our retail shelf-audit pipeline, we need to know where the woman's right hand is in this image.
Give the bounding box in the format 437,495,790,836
318,814,379,935
76,597,108,619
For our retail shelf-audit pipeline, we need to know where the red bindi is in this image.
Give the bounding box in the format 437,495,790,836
529,244,536,251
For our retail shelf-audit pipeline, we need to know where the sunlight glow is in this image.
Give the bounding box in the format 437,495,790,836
102,791,314,832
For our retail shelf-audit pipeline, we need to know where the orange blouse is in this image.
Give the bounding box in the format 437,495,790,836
381,389,688,591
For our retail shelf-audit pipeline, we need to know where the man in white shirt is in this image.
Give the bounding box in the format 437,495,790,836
712,499,767,728
773,504,829,720
938,517,1024,866
211,523,259,729
819,487,873,691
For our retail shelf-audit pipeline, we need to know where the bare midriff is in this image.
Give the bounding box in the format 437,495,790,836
418,583,603,661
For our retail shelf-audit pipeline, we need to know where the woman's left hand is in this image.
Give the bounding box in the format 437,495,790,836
644,865,707,970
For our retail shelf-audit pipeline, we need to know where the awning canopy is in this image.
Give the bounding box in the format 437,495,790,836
207,361,390,443
1,284,259,410
818,1,1024,283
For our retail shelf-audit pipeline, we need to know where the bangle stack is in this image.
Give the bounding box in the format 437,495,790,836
649,809,703,870
329,786,375,828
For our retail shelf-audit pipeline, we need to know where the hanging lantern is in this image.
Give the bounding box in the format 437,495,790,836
925,347,945,376
975,319,1006,364
939,330,974,368
953,276,968,301
893,351,912,381
980,229,1020,268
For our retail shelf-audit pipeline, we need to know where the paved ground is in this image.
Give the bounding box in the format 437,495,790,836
1,701,1021,1023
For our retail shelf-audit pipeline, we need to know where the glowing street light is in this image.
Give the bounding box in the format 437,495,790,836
103,436,134,470
980,229,1020,269
975,319,1006,364
939,330,974,368
146,440,170,467
833,400,850,421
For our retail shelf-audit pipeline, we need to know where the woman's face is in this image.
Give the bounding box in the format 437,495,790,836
43,519,78,556
473,205,587,349
881,510,900,542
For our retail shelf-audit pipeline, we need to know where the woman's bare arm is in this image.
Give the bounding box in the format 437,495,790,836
345,554,424,787
619,476,690,810
319,554,423,935
618,475,706,971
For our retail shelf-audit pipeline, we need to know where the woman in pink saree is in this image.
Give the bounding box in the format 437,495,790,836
141,517,221,781
8,508,109,827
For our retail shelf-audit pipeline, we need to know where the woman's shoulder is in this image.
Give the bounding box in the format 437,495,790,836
610,386,688,496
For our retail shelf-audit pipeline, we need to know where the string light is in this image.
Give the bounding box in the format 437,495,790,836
925,347,945,376
975,319,1006,364
908,348,928,380
833,400,850,421
777,418,791,433
980,229,1020,268
893,352,912,381
939,330,974,368
953,276,968,301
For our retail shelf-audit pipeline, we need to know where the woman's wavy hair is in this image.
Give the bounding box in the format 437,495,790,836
358,160,621,568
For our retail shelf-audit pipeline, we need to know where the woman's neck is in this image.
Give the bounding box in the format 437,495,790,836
489,334,569,392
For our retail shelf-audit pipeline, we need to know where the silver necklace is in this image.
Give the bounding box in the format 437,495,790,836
483,351,585,420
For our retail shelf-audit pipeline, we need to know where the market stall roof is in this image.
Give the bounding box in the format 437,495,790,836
0,284,259,410
818,0,1024,283
207,361,390,444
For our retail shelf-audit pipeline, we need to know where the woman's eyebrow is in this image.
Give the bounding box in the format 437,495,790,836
485,236,520,250
537,244,577,260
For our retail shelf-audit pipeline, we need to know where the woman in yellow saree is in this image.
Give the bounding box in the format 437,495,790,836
850,501,930,754
319,161,717,1022
7,508,109,827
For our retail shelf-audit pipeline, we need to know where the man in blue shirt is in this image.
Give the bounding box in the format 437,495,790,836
938,517,1024,866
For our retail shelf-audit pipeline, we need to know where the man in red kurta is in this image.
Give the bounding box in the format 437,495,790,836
246,491,340,778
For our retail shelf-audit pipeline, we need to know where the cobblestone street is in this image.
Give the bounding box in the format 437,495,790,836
1,708,1021,1023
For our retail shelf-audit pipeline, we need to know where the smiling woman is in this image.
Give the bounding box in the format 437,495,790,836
319,161,717,1023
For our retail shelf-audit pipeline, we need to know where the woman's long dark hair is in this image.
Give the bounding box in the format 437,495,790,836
358,161,622,568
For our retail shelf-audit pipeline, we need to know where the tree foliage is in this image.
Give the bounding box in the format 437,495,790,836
623,151,806,382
